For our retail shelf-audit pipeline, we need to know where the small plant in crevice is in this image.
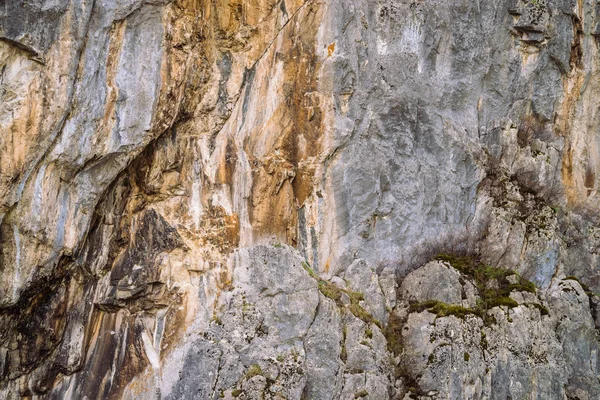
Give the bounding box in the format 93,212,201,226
480,332,488,351
399,230,481,276
565,275,597,298
301,261,382,329
383,309,408,385
341,325,348,362
211,314,223,326
245,364,263,380
384,310,404,356
526,302,549,316
428,353,435,364
290,347,300,362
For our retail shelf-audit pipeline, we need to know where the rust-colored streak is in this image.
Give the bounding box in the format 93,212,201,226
562,144,575,203
100,21,126,133
247,2,325,245
201,205,240,251
216,138,238,185
327,42,335,57
557,4,587,206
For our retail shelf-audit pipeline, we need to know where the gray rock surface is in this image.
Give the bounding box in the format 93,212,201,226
1,0,600,398
123,246,393,399
395,262,600,400
400,261,463,306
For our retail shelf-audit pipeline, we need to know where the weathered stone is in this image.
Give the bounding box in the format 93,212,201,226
303,295,343,400
2,0,600,398
344,259,388,324
395,262,600,399
400,261,463,306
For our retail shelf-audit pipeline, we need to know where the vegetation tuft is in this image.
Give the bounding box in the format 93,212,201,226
409,300,480,319
434,253,537,319
383,309,404,362
302,261,382,329
341,325,348,362
435,254,535,293
565,276,598,298
245,364,263,380
400,254,542,323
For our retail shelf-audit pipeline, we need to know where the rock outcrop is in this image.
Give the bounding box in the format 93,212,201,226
1,0,600,398
396,258,600,399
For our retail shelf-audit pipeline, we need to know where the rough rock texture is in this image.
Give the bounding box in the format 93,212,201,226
396,260,599,399
1,0,600,398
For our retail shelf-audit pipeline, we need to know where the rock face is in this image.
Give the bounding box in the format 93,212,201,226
1,0,600,399
396,259,600,399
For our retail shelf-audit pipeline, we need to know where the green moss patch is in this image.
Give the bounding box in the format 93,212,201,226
302,262,382,329
341,325,348,362
384,310,404,356
526,302,549,316
409,300,481,319
245,364,263,380
428,353,435,364
434,253,537,320
565,276,598,298
435,254,535,293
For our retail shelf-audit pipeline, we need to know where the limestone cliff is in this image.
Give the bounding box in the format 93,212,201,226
1,0,599,399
